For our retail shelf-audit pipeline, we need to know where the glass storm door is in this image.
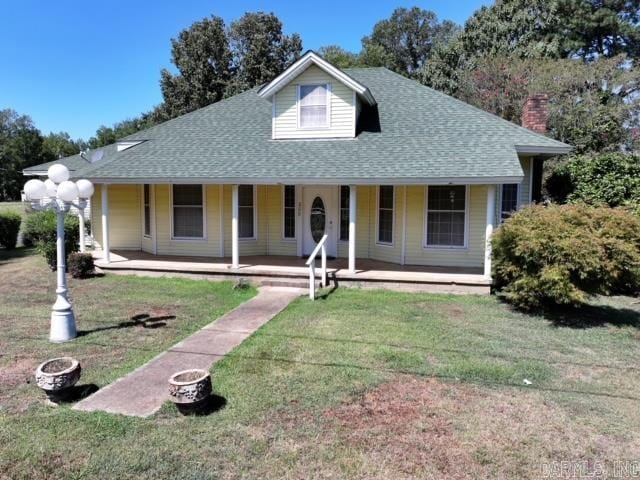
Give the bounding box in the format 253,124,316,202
310,196,326,243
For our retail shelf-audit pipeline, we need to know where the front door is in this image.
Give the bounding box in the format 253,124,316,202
302,186,338,257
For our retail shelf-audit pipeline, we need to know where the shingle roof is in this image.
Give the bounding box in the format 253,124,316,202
23,153,90,175
36,68,571,184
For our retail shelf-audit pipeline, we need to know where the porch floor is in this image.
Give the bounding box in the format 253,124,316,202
93,250,490,292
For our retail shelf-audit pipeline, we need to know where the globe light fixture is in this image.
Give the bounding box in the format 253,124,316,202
23,164,94,343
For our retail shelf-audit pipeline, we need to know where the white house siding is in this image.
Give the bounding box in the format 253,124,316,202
273,65,355,139
519,156,532,206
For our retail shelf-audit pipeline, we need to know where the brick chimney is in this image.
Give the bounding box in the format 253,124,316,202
522,94,549,134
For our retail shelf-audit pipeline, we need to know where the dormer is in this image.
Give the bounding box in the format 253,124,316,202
258,51,376,140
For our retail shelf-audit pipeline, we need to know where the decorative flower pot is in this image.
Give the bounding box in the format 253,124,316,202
35,357,81,401
168,369,212,412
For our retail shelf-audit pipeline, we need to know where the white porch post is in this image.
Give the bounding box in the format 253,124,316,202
101,184,110,264
78,212,85,253
484,185,496,278
231,184,239,269
348,185,357,273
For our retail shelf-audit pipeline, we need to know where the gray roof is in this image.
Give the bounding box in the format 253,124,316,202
32,68,571,184
23,153,90,175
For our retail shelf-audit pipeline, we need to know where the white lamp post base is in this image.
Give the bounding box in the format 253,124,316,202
50,308,77,343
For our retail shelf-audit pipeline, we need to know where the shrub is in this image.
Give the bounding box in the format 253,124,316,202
0,211,21,249
492,203,640,310
22,210,80,270
67,252,94,278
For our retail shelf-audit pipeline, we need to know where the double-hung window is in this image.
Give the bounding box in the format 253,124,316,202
283,185,296,239
501,184,519,221
426,186,466,248
143,184,151,237
172,185,204,239
299,84,328,128
238,185,255,239
377,186,394,244
340,186,349,241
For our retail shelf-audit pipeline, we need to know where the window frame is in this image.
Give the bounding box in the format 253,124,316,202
423,185,470,250
376,185,395,247
170,184,206,241
500,183,520,222
143,184,151,238
339,185,350,242
282,185,296,241
297,83,331,130
238,184,257,241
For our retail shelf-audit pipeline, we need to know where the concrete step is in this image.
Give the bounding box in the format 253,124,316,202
260,278,324,289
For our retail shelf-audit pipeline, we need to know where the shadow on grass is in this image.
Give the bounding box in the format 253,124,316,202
175,393,227,416
45,383,99,404
0,247,36,263
543,303,640,329
77,313,177,337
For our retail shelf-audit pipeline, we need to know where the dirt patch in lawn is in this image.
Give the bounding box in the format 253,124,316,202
268,376,640,479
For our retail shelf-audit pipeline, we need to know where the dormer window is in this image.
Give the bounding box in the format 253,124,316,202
298,84,329,128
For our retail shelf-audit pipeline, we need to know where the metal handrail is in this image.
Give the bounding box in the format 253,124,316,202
305,234,328,300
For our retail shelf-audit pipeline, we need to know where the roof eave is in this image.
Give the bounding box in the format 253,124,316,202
257,50,377,106
515,145,572,156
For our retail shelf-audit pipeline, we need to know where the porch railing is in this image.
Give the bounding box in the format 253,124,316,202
305,234,328,300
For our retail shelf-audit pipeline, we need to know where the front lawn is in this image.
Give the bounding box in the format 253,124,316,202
1,249,639,479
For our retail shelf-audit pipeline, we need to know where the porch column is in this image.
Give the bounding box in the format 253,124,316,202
231,184,239,269
348,185,357,273
484,185,496,278
78,212,85,253
101,184,110,264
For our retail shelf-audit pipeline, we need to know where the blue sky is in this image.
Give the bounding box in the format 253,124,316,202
1,1,488,140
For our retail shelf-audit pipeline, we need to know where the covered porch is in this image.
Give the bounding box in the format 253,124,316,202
92,250,491,294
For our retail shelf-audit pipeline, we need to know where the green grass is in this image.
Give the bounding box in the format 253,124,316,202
1,249,640,479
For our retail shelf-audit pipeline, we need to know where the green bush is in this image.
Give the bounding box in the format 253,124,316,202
67,252,94,279
492,203,640,310
22,210,80,270
546,153,640,213
0,211,21,249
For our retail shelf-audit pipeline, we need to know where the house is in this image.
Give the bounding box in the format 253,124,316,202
24,51,570,293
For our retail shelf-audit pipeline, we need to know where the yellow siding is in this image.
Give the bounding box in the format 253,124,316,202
222,185,268,256
368,185,403,264
141,185,154,254
404,185,486,268
91,184,141,250
154,184,221,257
265,185,298,256
274,65,355,139
519,156,532,206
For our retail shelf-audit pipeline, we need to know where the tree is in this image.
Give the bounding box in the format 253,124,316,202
159,16,232,119
42,132,86,160
0,109,46,201
317,45,363,68
546,152,640,211
362,7,460,77
227,12,302,95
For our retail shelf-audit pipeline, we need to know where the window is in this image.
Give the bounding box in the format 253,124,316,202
239,185,255,239
501,184,519,221
143,184,151,237
340,186,349,241
172,185,204,239
299,84,328,128
283,185,296,239
377,186,394,244
426,186,466,248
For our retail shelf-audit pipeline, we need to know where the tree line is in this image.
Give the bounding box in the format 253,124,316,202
3,2,640,204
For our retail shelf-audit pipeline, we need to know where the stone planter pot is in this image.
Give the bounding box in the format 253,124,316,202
35,357,81,401
168,369,212,412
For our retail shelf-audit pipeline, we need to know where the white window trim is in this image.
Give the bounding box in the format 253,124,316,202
296,83,331,130
375,185,395,247
142,184,151,238
282,185,296,241
170,184,207,242
238,184,258,241
423,185,470,250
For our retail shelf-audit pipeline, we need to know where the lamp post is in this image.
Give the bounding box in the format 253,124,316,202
23,164,94,343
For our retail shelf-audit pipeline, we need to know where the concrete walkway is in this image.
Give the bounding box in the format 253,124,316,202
73,286,303,417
